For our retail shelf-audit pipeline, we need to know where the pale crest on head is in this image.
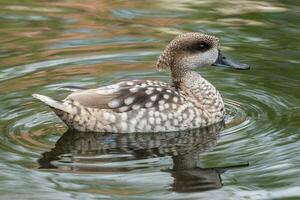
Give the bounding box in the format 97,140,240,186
156,50,171,72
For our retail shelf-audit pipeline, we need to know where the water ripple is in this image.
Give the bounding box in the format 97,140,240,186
0,0,299,199
0,51,158,82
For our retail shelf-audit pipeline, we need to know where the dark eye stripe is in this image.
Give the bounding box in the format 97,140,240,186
188,41,211,53
195,42,210,51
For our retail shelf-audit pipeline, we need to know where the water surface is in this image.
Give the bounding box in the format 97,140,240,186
0,0,299,199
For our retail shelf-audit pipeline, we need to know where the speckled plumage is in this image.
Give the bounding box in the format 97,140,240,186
33,32,226,133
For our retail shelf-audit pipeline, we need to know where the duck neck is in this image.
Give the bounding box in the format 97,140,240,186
171,70,206,91
171,68,188,87
171,70,224,115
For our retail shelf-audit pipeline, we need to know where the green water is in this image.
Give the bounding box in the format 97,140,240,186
0,0,299,199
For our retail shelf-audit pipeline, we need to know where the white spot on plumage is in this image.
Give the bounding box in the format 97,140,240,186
165,120,171,128
150,95,157,101
120,122,127,130
120,113,127,120
177,107,183,114
108,99,121,108
163,94,169,99
149,110,154,116
172,104,177,109
124,96,135,105
145,124,151,130
145,89,153,95
156,87,162,91
126,81,134,86
161,113,167,121
104,112,110,120
156,118,161,124
147,81,154,86
173,97,178,103
188,109,195,118
129,87,139,93
168,113,173,119
158,100,165,105
195,117,201,125
137,119,146,130
145,101,153,108
136,110,145,119
141,83,147,87
111,127,118,133
119,106,129,112
106,84,120,89
110,114,116,122
164,103,170,109
159,105,164,111
174,119,179,126
130,118,137,126
183,113,187,119
166,90,171,93
132,104,141,110
154,111,160,117
149,117,155,124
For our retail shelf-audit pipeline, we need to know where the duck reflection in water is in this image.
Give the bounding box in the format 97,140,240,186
38,121,241,192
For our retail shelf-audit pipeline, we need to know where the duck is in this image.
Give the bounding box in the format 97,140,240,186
33,32,249,133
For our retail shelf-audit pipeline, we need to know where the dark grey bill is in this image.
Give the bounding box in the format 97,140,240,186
212,50,250,70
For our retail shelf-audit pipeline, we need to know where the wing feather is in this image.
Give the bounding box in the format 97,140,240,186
66,80,185,112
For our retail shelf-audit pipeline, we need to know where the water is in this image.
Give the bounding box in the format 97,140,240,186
0,0,299,199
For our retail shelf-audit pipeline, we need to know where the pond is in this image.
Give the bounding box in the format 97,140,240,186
0,0,299,199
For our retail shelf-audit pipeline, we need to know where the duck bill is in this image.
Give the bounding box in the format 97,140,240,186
212,50,250,70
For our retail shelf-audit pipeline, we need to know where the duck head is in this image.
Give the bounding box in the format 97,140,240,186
156,32,250,76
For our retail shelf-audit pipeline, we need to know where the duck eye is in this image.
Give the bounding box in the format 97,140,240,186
190,42,210,52
187,41,211,53
197,42,210,51
199,43,206,48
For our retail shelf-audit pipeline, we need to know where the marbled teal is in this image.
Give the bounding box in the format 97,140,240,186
33,32,249,133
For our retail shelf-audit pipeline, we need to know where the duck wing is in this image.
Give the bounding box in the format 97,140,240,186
66,80,185,112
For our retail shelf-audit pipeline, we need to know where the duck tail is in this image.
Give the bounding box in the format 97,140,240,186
32,94,71,114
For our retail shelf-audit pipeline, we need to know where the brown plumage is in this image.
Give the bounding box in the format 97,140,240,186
33,32,249,133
